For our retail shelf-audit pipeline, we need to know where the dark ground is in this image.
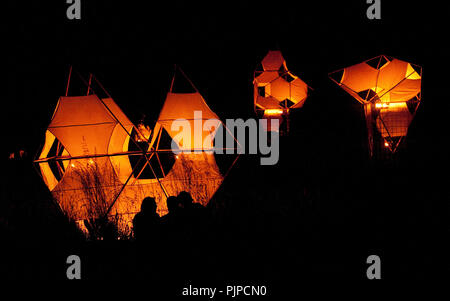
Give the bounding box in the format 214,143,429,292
2,0,450,293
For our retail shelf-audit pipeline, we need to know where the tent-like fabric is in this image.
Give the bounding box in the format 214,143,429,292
156,92,221,151
254,50,309,114
111,88,224,231
36,95,134,232
35,86,225,236
329,55,422,155
253,50,309,132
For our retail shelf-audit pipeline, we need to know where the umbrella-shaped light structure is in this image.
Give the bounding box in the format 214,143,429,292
329,55,422,156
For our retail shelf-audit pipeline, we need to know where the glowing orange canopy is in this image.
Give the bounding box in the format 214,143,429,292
38,95,133,191
329,55,422,154
336,56,421,104
155,92,221,151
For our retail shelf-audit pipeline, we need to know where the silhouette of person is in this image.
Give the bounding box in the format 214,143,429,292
132,197,160,241
177,191,207,239
178,191,196,209
160,196,183,241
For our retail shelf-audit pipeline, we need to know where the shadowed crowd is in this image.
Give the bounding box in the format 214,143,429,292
132,191,208,243
131,191,211,279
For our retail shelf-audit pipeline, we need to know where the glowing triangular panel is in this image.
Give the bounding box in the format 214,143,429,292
157,92,221,151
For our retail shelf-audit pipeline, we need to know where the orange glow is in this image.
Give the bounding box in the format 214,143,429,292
254,51,309,113
330,56,422,156
36,82,227,237
135,123,151,142
375,102,407,109
264,109,283,116
336,57,421,104
375,103,389,109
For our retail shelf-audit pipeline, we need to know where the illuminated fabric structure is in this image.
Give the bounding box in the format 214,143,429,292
253,50,309,132
329,55,422,156
35,73,226,236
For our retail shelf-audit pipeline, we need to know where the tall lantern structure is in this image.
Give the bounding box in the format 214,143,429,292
253,50,309,133
329,55,422,157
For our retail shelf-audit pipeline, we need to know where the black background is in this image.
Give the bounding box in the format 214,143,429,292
2,0,450,291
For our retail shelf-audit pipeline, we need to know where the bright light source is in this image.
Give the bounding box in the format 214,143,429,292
71,163,75,167
375,103,389,108
375,102,406,109
388,102,407,108
175,155,179,159
264,109,283,116
384,141,389,147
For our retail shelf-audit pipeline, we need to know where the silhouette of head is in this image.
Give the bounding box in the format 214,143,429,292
178,191,194,208
141,197,157,213
166,196,179,213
